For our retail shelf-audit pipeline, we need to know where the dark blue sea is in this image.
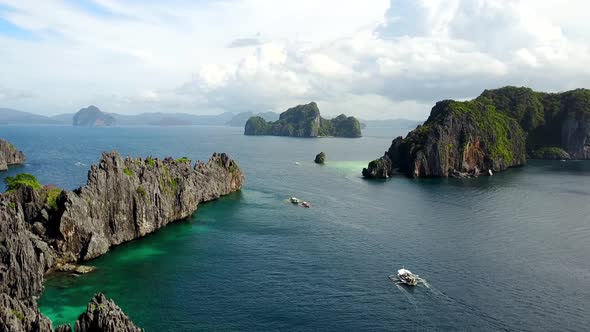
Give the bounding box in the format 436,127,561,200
0,125,589,331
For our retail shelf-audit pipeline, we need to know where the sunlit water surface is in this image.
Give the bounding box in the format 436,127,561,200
0,125,588,331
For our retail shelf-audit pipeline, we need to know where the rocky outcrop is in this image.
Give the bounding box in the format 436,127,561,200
0,151,243,331
364,99,526,178
73,294,142,332
0,139,25,171
314,152,326,164
55,152,243,261
73,106,115,127
0,200,54,332
0,293,53,332
244,102,362,138
364,87,590,179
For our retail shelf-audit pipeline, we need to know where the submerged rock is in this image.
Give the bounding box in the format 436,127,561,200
314,152,326,164
74,293,142,332
55,263,96,275
0,139,26,171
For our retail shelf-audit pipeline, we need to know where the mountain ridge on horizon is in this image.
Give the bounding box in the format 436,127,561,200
0,107,418,127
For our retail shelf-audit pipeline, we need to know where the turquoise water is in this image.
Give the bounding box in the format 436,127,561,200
1,125,589,331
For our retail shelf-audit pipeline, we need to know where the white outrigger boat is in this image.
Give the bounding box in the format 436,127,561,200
390,268,418,286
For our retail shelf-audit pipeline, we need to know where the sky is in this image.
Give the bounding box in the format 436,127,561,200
0,0,589,120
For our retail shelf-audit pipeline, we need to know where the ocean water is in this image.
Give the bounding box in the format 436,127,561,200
1,125,589,331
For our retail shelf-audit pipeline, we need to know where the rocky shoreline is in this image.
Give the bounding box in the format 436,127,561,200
0,151,244,331
363,87,590,179
0,139,26,171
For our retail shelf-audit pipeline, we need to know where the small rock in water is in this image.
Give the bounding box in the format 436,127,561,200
314,152,326,164
56,263,96,274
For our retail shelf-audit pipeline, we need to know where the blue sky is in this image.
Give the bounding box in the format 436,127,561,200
0,0,588,119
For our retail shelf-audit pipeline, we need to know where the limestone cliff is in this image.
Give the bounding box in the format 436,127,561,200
363,99,526,178
0,139,26,171
364,87,590,179
56,152,244,261
244,102,362,138
0,151,244,331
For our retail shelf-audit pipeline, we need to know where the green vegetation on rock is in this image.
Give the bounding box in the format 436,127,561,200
123,167,134,176
244,102,361,137
4,173,42,191
531,147,570,160
11,309,24,322
176,157,190,163
45,186,62,210
363,86,590,179
136,185,146,197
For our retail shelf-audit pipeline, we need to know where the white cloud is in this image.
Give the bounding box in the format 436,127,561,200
0,0,588,119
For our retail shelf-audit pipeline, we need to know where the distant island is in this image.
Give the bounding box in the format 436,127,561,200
73,105,116,126
244,102,362,138
0,139,25,171
363,87,590,179
226,111,279,127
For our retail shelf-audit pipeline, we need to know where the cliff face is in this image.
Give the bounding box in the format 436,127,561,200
0,201,54,332
244,102,362,137
73,106,115,127
0,151,243,331
364,87,590,179
0,139,26,171
479,87,590,159
56,152,244,261
363,100,526,178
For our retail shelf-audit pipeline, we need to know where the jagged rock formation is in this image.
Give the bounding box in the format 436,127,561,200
0,199,54,332
0,139,26,171
0,151,243,331
363,87,590,179
73,106,115,127
73,294,142,332
0,293,53,332
244,102,362,138
56,152,243,261
314,152,326,164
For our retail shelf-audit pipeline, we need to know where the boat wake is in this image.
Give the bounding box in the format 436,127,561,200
389,275,515,331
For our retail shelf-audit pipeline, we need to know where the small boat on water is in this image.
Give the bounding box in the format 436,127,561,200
301,201,311,208
394,268,418,286
290,197,300,204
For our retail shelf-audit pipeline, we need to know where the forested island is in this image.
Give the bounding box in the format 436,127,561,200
244,102,362,138
363,87,590,178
